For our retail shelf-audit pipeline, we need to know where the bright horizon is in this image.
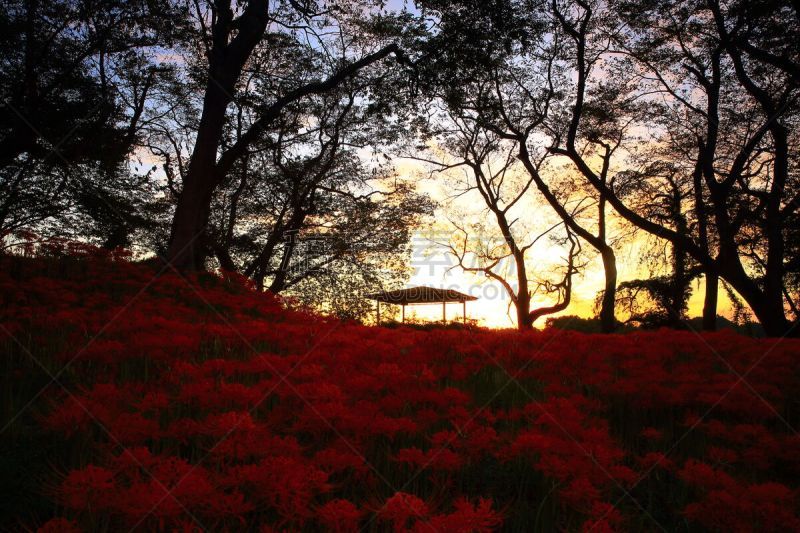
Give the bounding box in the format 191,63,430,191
397,234,736,329
385,158,739,329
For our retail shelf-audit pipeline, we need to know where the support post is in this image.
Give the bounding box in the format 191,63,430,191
376,300,380,325
442,301,446,323
463,301,466,324
402,304,405,323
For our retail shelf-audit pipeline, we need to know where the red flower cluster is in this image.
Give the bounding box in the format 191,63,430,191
2,250,799,531
679,460,800,531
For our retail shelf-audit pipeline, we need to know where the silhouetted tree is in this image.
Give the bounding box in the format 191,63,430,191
0,0,185,246
414,0,621,331
164,0,418,270
423,0,800,335
416,114,582,330
608,0,800,335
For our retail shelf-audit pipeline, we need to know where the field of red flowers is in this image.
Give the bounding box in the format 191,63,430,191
2,247,800,532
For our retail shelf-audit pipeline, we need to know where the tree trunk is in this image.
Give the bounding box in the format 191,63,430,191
702,272,718,331
748,286,793,336
763,126,789,336
515,255,532,331
516,293,533,331
721,261,793,336
599,247,617,333
692,156,717,332
516,144,616,331
215,246,236,272
268,239,296,294
165,85,238,269
165,1,269,270
248,233,283,291
751,299,793,337
166,160,218,270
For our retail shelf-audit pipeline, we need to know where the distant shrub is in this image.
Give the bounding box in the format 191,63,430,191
544,315,609,333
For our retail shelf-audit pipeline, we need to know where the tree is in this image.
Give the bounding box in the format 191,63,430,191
431,0,799,335
417,114,582,330
603,0,800,335
414,0,621,331
274,183,430,321
164,0,417,270
189,74,432,315
612,161,703,328
0,0,185,246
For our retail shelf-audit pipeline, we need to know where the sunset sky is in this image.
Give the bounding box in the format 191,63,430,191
389,157,737,329
403,236,734,328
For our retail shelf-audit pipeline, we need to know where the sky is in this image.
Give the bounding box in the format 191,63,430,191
402,233,733,329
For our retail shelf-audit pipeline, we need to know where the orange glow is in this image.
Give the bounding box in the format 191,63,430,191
392,158,738,329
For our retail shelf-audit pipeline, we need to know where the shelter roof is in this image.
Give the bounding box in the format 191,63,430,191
365,286,478,305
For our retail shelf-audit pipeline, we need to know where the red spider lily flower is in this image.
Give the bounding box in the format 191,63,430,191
683,482,800,532
59,465,115,510
106,412,160,444
203,490,254,522
424,497,504,532
462,426,499,457
317,499,363,532
9,252,800,531
581,517,617,533
637,452,673,472
606,465,638,488
211,428,301,462
395,447,464,472
228,456,330,524
379,492,430,531
559,477,601,511
137,391,169,412
200,411,257,438
313,445,369,475
707,446,739,466
677,460,736,491
41,396,91,437
117,481,176,519
580,501,624,532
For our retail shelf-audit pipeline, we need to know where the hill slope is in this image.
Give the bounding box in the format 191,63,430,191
2,251,799,531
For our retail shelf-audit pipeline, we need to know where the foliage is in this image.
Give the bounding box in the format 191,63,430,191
545,315,614,334
611,274,698,329
0,0,186,245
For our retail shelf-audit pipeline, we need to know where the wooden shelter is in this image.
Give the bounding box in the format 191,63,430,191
365,286,478,325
